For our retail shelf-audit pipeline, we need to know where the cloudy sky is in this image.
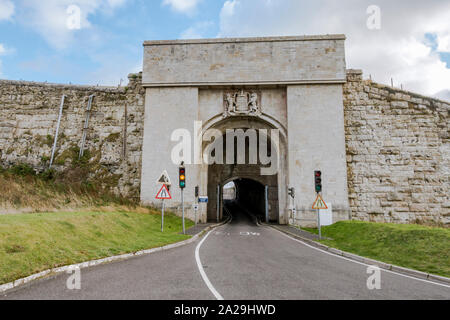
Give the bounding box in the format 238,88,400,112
0,0,449,100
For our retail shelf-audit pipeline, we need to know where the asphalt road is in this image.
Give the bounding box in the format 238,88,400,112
1,204,449,300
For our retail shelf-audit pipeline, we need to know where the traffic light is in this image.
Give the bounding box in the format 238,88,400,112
315,171,322,193
288,187,295,199
179,165,186,189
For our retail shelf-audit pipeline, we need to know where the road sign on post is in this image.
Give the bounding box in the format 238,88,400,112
156,172,172,233
198,196,208,203
312,194,328,210
156,185,172,200
157,170,171,186
312,193,327,240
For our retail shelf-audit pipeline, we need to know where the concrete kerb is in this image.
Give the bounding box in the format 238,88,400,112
268,224,450,285
0,216,232,294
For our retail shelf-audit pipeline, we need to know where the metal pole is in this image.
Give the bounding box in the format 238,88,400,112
181,189,185,234
217,185,220,223
79,95,94,159
161,199,165,232
50,95,66,168
194,186,198,225
317,208,322,240
194,207,197,225
265,185,269,223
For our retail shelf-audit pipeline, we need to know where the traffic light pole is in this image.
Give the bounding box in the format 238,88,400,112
314,171,323,240
179,162,186,234
181,189,185,235
217,185,220,223
317,204,322,240
265,185,269,223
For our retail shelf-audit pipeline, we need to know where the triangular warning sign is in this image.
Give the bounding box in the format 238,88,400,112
312,194,328,210
156,185,172,200
156,170,171,185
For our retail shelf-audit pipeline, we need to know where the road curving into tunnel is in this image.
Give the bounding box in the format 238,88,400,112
196,202,450,300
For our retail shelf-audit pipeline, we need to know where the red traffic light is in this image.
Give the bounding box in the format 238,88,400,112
314,171,322,193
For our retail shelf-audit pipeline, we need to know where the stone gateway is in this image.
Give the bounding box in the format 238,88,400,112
0,35,448,227
141,35,350,225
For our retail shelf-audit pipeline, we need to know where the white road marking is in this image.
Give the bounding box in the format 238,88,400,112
195,229,224,300
269,226,450,289
240,232,260,236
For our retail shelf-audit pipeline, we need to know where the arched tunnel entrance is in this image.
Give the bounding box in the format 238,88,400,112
203,116,287,224
222,179,270,223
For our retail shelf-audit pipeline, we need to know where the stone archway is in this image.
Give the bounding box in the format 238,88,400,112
141,36,351,226
202,116,287,223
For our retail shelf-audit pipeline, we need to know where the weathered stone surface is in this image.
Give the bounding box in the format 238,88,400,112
0,54,448,227
344,69,449,226
142,35,347,86
0,74,145,199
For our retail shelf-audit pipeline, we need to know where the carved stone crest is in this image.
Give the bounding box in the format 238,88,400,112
223,89,261,117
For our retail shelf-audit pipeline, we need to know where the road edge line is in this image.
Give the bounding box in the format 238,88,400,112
0,217,231,295
194,211,233,300
195,230,224,300
268,224,450,288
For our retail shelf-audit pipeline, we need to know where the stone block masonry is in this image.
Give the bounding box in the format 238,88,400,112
0,73,145,199
344,70,449,226
0,67,448,226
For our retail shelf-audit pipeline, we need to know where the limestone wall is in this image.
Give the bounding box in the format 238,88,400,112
0,74,145,199
344,70,449,226
1,67,448,225
142,35,347,87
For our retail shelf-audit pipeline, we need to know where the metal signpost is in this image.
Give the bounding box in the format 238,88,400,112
49,95,66,168
312,194,327,240
194,186,199,225
265,185,269,223
79,95,95,159
193,204,199,225
288,187,295,225
156,171,172,232
162,198,165,232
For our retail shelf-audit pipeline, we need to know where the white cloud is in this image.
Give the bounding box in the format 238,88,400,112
181,21,214,39
434,90,450,102
18,0,128,49
218,0,450,97
163,0,202,13
0,0,14,21
0,43,14,77
437,33,450,52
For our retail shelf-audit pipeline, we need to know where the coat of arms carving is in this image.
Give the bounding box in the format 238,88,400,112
223,90,261,117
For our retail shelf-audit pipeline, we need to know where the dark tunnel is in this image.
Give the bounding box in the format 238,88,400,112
224,178,266,221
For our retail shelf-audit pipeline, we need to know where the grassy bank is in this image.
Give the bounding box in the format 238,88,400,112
0,209,194,284
0,165,134,214
304,221,450,278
